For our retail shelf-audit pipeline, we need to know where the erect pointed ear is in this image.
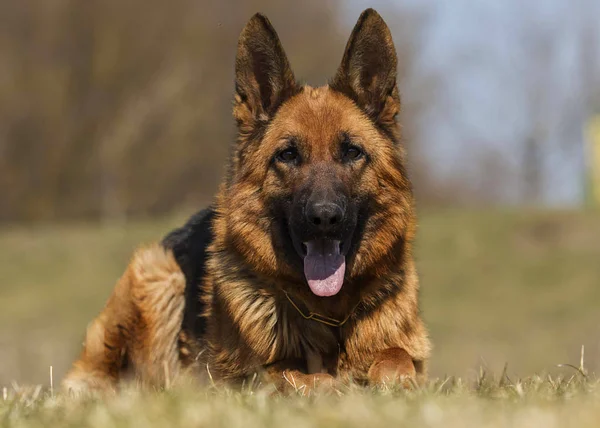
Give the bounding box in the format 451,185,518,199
331,9,400,134
233,14,297,131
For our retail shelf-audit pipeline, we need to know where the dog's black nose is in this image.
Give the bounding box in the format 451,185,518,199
306,202,344,230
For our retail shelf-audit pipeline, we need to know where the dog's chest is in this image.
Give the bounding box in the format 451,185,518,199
276,313,342,372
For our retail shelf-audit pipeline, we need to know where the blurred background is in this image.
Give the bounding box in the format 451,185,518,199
1,0,599,386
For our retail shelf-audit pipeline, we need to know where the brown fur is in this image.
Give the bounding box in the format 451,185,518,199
63,9,431,394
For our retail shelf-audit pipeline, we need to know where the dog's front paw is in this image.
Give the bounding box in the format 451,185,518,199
61,370,117,396
281,370,338,396
367,348,416,387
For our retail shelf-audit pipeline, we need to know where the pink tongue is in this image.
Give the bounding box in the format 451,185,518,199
303,240,346,297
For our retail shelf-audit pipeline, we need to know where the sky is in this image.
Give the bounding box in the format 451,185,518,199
344,0,600,205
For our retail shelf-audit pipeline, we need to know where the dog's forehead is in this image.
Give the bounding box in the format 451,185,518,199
272,85,367,140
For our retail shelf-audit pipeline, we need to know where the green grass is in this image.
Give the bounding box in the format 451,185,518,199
418,209,600,377
0,209,599,427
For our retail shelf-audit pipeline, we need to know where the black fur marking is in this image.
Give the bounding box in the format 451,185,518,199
162,207,216,340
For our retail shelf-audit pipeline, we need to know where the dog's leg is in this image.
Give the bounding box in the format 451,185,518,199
62,244,186,394
61,264,138,394
367,348,417,387
127,245,187,387
264,359,337,396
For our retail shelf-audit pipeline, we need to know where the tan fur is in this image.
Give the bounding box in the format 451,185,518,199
63,245,186,393
368,348,416,387
63,9,431,394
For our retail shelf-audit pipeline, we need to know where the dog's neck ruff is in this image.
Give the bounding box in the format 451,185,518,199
284,291,359,327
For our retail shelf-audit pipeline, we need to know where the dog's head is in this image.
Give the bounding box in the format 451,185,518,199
220,9,414,298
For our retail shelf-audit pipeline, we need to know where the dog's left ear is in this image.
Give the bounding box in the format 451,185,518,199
331,9,400,135
234,14,297,132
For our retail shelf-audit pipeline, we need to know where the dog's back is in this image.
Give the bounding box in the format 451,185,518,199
162,208,215,339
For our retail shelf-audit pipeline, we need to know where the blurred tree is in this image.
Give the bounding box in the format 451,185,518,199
0,0,345,222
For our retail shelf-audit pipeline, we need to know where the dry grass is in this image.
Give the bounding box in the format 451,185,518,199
1,373,599,428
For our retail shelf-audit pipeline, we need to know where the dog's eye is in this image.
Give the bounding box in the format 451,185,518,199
342,145,363,162
276,147,299,163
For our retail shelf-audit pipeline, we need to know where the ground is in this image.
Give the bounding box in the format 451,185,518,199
0,209,599,426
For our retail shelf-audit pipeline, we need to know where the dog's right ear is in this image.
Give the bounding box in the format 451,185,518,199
234,14,297,133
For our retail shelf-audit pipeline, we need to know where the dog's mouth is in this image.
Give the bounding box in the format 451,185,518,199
301,239,346,297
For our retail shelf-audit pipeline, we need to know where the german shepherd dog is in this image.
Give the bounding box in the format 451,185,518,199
63,8,431,394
